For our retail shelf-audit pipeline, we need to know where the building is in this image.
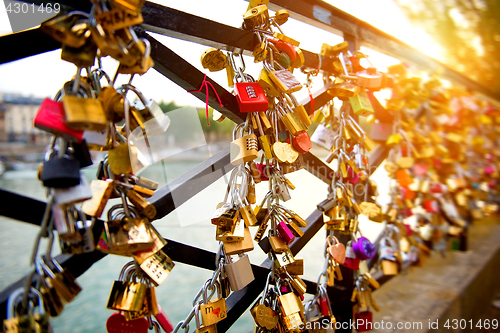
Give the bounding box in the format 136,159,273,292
0,93,51,145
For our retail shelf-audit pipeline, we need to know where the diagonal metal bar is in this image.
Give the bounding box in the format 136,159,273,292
267,0,500,101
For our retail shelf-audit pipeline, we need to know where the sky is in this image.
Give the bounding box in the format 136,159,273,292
0,0,444,108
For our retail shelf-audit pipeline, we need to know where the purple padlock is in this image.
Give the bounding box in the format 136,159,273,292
353,237,376,260
277,221,295,245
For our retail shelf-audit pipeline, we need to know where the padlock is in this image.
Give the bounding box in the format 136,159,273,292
224,254,255,291
211,204,240,227
61,38,97,67
328,82,360,100
140,250,175,286
237,192,258,227
272,141,299,164
62,94,108,131
357,67,383,89
95,7,143,31
106,312,148,333
274,249,295,268
223,226,254,255
200,282,227,326
123,281,160,321
354,310,373,332
53,172,92,204
98,86,125,123
81,179,114,217
278,290,305,319
277,221,295,245
234,82,269,113
216,219,245,242
126,189,157,219
41,255,82,303
4,287,52,333
124,84,170,136
194,305,217,333
107,263,147,312
342,241,360,270
35,259,65,317
277,105,308,136
41,12,91,48
108,143,133,175
266,63,302,93
326,236,346,264
34,98,84,142
40,154,81,188
105,208,155,256
201,48,227,72
116,38,154,75
243,5,269,30
258,69,280,97
349,90,374,117
291,132,312,153
230,122,259,165
269,235,289,253
353,236,376,260
251,298,279,330
153,304,174,333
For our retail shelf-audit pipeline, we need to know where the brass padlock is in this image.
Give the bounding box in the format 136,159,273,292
62,95,108,131
223,226,254,255
243,5,269,30
41,12,90,48
201,48,227,72
108,143,133,175
107,263,147,312
230,122,258,165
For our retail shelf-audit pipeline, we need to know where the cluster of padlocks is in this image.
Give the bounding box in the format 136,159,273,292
4,0,500,332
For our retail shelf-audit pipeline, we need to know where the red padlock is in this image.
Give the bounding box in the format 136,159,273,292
256,163,272,181
234,82,268,112
274,40,297,62
354,311,373,332
292,132,312,153
154,305,174,333
423,200,439,213
106,313,148,333
319,296,330,317
34,98,83,142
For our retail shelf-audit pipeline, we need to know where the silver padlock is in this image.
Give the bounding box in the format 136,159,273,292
76,219,95,253
224,254,255,291
53,173,92,205
310,123,336,150
277,182,291,202
52,205,76,240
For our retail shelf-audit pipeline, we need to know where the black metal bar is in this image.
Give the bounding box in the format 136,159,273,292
140,2,321,70
267,0,500,101
0,28,61,65
0,189,48,226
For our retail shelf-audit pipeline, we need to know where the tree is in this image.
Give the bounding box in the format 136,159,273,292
396,0,500,92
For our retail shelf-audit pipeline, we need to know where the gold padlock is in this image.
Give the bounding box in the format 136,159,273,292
349,90,374,117
258,69,280,97
62,95,108,131
200,48,227,72
108,143,133,175
230,133,259,165
243,5,269,30
223,226,254,255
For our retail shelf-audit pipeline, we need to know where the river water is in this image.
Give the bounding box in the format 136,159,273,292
0,156,387,332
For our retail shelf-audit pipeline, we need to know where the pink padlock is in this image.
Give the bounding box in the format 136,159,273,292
403,224,413,236
484,165,494,175
347,167,361,185
154,305,174,333
277,221,295,245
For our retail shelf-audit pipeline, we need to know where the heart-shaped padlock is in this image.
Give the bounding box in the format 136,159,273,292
326,235,346,264
352,237,376,260
106,312,148,333
292,132,312,153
